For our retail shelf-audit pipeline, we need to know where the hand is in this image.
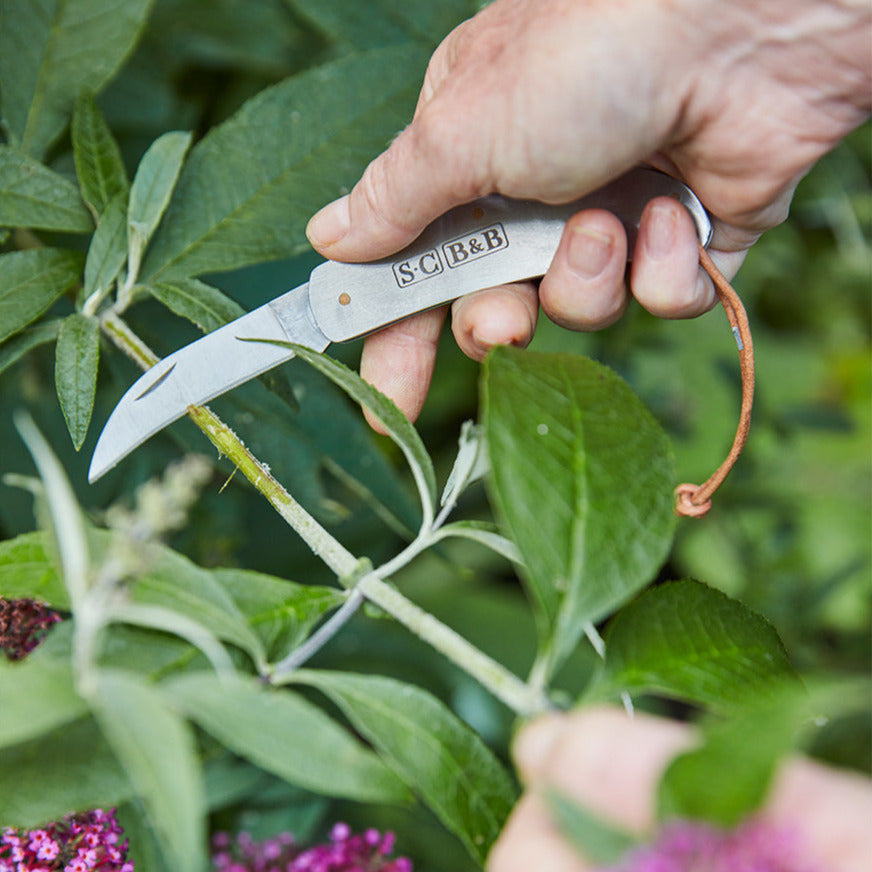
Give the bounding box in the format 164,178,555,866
306,0,871,429
486,707,872,872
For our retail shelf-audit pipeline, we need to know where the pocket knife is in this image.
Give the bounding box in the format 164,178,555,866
88,166,711,482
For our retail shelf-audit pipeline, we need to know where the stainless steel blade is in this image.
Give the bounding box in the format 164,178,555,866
88,283,328,482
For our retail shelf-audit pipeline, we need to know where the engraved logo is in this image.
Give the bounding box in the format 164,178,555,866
391,223,509,289
442,223,508,268
392,250,444,288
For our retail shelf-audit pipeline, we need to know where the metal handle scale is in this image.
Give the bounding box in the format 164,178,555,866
307,167,711,344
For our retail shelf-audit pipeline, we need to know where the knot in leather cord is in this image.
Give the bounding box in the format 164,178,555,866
674,243,755,518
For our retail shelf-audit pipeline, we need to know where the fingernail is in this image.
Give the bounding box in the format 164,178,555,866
306,196,351,248
645,202,677,258
567,226,613,279
513,712,567,780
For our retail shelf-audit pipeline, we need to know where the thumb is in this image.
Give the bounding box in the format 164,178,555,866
305,108,487,263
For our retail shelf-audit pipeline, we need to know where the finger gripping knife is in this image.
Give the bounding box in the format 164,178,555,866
89,167,711,482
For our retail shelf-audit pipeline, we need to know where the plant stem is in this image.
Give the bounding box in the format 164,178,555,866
98,311,548,716
99,310,159,369
358,574,550,718
186,404,358,578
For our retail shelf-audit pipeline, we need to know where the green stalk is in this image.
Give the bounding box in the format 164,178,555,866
98,311,548,715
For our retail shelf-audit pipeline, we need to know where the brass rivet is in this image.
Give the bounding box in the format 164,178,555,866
472,206,484,220
339,293,351,306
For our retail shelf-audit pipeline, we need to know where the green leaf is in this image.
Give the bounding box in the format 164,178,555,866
83,189,129,297
110,602,234,675
544,789,637,866
0,657,86,748
212,567,344,661
0,248,83,345
91,670,206,872
55,313,100,450
117,535,265,666
14,412,91,610
294,670,518,865
0,144,93,231
0,530,68,607
116,801,173,872
0,319,62,379
482,348,676,678
587,580,798,711
432,520,522,565
441,421,490,509
127,130,192,279
289,344,436,527
657,678,868,826
0,715,133,828
287,0,478,48
86,623,194,680
140,44,428,281
0,0,156,159
163,671,411,805
145,278,245,334
71,90,129,215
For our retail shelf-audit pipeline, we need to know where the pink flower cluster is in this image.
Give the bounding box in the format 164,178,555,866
0,598,61,661
0,809,132,872
599,818,820,872
211,823,412,872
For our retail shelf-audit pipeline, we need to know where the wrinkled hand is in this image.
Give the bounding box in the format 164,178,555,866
486,707,872,872
306,0,871,429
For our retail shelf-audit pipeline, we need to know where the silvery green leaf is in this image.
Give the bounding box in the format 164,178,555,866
431,520,521,565
145,278,245,334
0,716,133,828
0,319,62,379
140,45,428,282
0,249,83,345
0,0,155,159
71,91,129,216
0,658,86,749
0,145,93,231
0,530,67,607
127,131,193,281
83,189,129,298
293,670,517,866
440,420,489,508
91,669,206,872
288,343,436,529
55,313,100,451
14,412,91,610
212,567,344,661
162,671,410,805
108,603,234,675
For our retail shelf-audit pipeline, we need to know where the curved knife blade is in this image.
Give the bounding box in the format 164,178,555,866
88,284,328,482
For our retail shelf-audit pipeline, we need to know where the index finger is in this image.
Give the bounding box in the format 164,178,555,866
305,92,492,263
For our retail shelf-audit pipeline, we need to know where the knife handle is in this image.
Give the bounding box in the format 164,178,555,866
307,166,711,344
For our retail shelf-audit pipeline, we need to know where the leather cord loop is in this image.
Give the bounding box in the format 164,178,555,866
674,243,755,518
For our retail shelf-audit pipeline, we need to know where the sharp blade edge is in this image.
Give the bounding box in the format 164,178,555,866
89,283,328,482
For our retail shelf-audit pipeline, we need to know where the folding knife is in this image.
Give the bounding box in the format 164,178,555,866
88,166,711,483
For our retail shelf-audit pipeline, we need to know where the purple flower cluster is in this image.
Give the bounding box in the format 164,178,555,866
0,598,61,661
599,818,819,872
0,809,131,872
211,823,412,872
